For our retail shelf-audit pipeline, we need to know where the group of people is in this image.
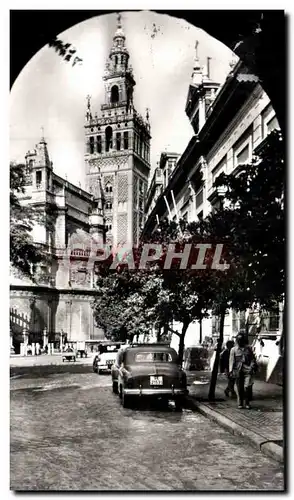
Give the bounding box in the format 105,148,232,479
220,332,258,410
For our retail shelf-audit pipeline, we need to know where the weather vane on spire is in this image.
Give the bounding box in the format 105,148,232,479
117,12,122,28
86,94,91,110
195,40,199,59
85,95,92,121
41,126,45,140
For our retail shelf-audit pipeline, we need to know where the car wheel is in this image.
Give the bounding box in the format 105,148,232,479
175,397,183,412
112,380,118,394
121,388,132,409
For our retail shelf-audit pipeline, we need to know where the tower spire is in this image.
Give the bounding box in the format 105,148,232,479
117,12,122,29
191,40,202,86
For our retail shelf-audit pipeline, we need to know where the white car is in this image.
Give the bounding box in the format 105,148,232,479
92,342,123,374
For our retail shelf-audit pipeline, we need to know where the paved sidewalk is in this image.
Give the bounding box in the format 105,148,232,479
186,372,284,463
10,354,93,367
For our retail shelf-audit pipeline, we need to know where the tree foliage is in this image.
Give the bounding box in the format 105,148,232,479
48,37,83,66
10,163,45,280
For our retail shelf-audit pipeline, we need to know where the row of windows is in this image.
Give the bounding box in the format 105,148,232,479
210,110,280,193
87,130,150,160
134,133,150,162
113,54,127,66
88,129,129,154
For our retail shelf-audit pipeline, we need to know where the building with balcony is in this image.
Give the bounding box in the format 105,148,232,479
142,53,281,366
145,151,180,222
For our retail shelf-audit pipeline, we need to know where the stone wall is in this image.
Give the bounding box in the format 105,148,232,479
10,287,105,349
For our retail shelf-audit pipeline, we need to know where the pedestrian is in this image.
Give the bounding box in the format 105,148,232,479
229,332,258,409
220,340,236,398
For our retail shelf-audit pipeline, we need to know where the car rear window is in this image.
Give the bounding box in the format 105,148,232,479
98,345,120,354
134,352,173,363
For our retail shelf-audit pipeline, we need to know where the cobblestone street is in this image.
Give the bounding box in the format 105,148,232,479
10,367,284,491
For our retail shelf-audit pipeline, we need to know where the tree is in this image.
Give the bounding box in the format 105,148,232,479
198,129,285,399
10,162,46,280
214,130,285,309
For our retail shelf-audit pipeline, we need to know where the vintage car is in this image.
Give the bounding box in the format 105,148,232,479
111,343,188,410
93,342,122,374
62,347,76,362
182,346,210,371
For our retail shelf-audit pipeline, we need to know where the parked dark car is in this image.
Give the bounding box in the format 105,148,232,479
111,343,188,410
182,346,210,371
93,342,122,374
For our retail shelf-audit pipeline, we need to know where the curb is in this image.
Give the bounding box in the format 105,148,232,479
187,396,283,464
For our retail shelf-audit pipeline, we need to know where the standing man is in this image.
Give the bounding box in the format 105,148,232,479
229,332,257,409
220,340,236,398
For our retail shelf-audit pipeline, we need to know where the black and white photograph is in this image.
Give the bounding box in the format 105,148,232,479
9,8,285,492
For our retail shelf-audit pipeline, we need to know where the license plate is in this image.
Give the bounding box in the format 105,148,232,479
150,376,163,385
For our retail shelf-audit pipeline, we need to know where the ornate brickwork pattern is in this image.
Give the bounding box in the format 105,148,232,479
103,175,114,187
133,175,138,210
118,174,128,203
88,156,128,170
117,214,127,244
133,211,138,244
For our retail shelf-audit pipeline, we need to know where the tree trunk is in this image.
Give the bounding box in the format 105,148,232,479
208,305,226,401
178,322,189,365
156,325,161,342
199,318,203,344
163,321,169,341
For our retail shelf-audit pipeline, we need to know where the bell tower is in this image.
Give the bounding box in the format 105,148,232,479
85,13,151,249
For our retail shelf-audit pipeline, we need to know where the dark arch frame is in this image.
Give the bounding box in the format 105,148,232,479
105,126,113,152
111,85,119,103
10,10,286,134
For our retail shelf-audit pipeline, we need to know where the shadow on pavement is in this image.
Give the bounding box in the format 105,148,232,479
10,364,93,378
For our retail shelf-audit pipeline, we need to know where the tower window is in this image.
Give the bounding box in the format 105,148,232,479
115,55,118,66
105,201,112,210
97,135,102,154
89,136,94,154
36,170,42,186
105,183,113,193
124,131,129,150
111,85,119,104
116,132,121,151
105,126,113,152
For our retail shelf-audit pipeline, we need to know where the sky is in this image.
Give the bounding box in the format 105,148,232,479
10,10,235,189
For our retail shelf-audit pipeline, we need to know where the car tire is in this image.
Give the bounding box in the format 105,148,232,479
175,398,183,412
121,388,132,409
112,380,118,394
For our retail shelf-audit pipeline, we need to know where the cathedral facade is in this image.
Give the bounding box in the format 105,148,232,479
10,15,151,353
